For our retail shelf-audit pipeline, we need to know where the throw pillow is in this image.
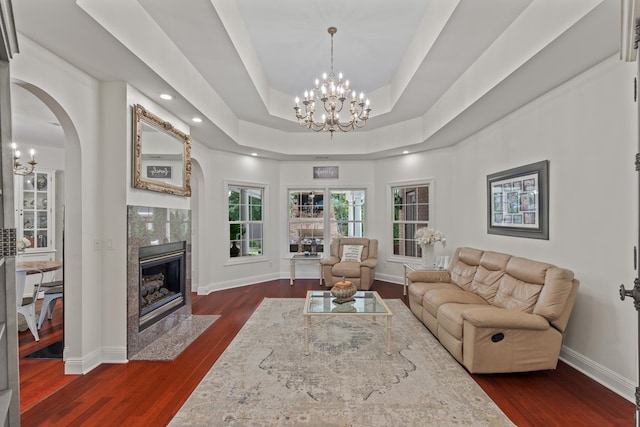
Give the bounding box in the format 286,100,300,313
341,245,364,263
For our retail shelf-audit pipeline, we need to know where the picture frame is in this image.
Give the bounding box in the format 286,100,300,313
487,160,549,239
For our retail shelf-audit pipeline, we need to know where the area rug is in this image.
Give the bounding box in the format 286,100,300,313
129,314,220,361
170,298,514,426
24,340,64,359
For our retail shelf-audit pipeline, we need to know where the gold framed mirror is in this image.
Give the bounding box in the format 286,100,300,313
132,104,191,197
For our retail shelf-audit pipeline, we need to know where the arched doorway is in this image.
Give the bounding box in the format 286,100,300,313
11,79,83,399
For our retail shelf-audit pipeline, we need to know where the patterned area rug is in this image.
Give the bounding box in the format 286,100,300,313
170,298,514,426
130,315,219,361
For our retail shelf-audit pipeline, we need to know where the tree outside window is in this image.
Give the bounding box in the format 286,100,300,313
228,185,263,258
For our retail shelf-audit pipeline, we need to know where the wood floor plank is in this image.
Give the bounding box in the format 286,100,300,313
18,279,635,426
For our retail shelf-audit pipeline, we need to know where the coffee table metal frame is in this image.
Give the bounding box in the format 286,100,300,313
302,290,393,355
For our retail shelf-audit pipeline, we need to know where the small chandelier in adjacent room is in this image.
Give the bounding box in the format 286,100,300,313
294,27,371,137
11,143,37,175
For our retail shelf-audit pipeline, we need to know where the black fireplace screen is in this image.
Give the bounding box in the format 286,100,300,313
138,241,186,330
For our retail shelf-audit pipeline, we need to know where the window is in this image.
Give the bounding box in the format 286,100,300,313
228,184,264,258
329,190,365,239
288,188,365,253
392,183,430,257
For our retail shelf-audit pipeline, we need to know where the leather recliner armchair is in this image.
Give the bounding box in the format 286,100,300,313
320,238,378,290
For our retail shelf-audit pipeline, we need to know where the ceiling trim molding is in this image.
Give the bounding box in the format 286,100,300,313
0,0,19,61
621,0,640,62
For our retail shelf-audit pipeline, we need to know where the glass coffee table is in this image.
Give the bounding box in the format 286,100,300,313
303,290,393,355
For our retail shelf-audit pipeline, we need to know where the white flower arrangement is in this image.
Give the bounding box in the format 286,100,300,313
16,237,31,251
414,227,446,247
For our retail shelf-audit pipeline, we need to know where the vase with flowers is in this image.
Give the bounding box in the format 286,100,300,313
414,227,446,266
16,236,31,253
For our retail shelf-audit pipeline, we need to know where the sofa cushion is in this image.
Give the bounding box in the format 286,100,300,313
533,267,575,320
470,266,504,303
438,303,489,340
332,262,361,278
449,247,483,290
408,281,459,303
505,257,552,285
450,263,478,291
423,288,488,318
493,275,542,313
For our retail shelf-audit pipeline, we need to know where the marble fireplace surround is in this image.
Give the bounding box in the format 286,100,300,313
127,205,192,359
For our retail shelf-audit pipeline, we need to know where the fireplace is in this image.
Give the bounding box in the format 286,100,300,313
138,241,186,331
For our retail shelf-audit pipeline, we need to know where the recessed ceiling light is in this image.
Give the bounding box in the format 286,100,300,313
251,152,258,157
160,93,173,100
192,117,202,123
402,150,410,154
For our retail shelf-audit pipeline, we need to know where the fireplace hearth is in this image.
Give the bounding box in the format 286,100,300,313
138,241,186,331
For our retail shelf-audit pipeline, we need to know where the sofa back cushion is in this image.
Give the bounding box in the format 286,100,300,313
533,267,575,321
470,252,510,303
450,247,483,290
493,257,552,313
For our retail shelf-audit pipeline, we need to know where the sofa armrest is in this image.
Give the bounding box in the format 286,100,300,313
320,256,340,266
360,259,377,269
462,306,550,330
407,270,451,283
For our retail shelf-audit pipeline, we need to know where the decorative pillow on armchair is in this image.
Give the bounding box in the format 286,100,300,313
341,245,364,262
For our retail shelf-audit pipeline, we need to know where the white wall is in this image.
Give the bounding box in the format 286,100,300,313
369,56,637,400
194,149,281,293
452,56,637,399
12,35,101,374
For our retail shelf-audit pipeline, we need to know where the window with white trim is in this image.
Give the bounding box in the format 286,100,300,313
392,183,430,257
288,188,366,253
228,184,264,258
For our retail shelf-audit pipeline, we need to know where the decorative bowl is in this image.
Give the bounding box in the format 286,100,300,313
330,281,357,304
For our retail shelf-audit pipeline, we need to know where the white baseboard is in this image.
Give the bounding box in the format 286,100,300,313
197,272,281,295
375,273,403,285
560,345,635,403
64,346,127,375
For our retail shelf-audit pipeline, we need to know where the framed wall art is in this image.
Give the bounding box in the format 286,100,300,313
487,160,549,239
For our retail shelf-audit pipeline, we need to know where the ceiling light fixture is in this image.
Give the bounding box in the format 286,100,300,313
294,27,371,138
160,93,173,100
192,117,202,123
11,143,37,175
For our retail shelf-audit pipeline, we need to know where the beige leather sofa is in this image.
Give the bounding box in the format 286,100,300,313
321,238,378,290
408,247,579,373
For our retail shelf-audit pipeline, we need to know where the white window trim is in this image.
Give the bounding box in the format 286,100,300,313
387,178,435,265
287,186,368,255
225,179,269,266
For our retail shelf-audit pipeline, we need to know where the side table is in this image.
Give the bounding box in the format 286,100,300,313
403,263,447,296
289,254,323,285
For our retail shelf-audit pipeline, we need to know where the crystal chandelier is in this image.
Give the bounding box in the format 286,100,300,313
294,27,371,137
11,142,37,175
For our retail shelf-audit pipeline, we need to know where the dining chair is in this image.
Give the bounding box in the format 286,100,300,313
38,283,63,329
17,269,44,341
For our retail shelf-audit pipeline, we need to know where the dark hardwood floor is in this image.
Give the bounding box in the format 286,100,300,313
18,279,634,426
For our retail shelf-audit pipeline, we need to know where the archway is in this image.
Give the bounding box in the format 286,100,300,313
11,79,82,374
